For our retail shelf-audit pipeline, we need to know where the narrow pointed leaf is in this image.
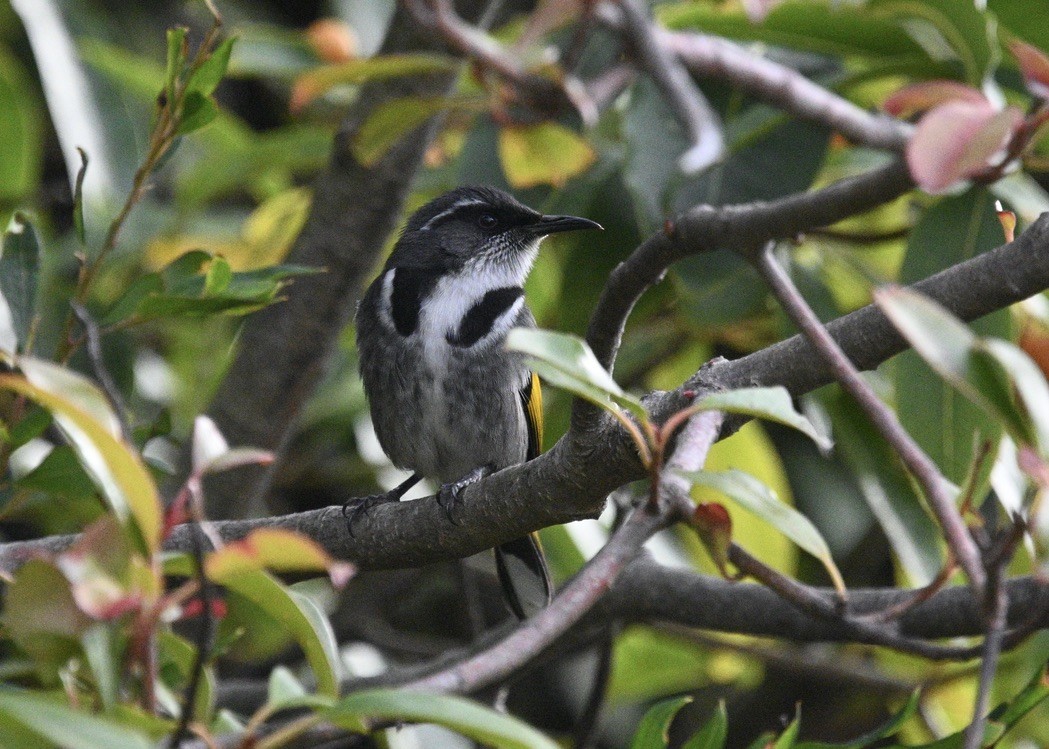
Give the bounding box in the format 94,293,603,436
631,695,692,749
0,366,161,552
684,469,845,592
795,689,920,748
293,53,455,109
693,387,831,450
1,212,40,352
186,37,235,97
0,690,151,749
506,328,645,419
324,690,559,749
682,700,727,749
203,565,339,698
265,665,332,711
877,287,1036,447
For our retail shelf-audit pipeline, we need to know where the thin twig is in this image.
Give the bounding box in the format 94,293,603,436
963,572,1008,749
614,0,724,173
572,626,618,749
168,525,214,748
858,556,957,624
402,502,670,693
403,0,596,123
751,243,986,595
71,302,132,442
658,29,909,151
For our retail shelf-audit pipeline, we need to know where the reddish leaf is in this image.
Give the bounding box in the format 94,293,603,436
691,502,733,577
206,528,355,588
996,200,1017,242
56,518,143,621
883,80,987,119
906,101,1022,193
1009,38,1049,100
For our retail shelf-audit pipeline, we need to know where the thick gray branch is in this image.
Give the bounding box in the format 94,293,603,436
5,210,1049,574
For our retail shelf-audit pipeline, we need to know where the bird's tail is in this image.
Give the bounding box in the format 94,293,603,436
494,531,553,619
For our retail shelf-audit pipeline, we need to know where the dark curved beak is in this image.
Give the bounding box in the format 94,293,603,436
530,214,604,235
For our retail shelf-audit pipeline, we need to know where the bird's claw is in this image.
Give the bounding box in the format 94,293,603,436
437,466,491,526
342,492,397,537
436,483,465,526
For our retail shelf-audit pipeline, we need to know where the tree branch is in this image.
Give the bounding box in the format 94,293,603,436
615,0,724,173
4,211,1049,578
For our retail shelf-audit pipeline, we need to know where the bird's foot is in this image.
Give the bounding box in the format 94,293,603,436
342,492,398,537
437,466,491,526
342,473,422,537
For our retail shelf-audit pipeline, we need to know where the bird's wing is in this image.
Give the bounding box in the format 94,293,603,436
521,370,543,460
496,370,553,619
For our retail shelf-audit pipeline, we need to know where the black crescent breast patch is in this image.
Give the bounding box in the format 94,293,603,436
447,286,524,347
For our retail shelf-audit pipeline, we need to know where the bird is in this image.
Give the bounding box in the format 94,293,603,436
350,185,602,619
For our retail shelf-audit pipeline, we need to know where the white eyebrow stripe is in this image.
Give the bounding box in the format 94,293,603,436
419,199,486,231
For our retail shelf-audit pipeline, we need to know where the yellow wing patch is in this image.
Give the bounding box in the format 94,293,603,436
522,371,543,460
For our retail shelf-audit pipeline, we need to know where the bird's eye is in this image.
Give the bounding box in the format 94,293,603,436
478,214,498,229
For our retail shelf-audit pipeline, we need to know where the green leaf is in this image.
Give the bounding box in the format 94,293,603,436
977,339,1049,453
3,559,90,674
0,361,162,552
878,287,1034,446
324,690,560,749
684,469,846,592
630,695,692,749
186,37,236,97
772,706,801,748
795,690,919,748
205,566,340,697
893,187,1010,483
177,91,219,134
165,27,188,104
80,39,166,101
351,95,487,166
14,445,97,509
156,631,215,727
823,390,944,586
81,624,118,712
295,53,456,105
991,664,1049,727
869,0,996,85
102,251,319,325
203,255,232,295
499,123,596,189
505,328,646,419
658,1,926,59
1,212,41,353
693,387,831,450
682,701,727,749
904,667,1048,748
265,665,333,712
0,46,41,202
0,690,151,749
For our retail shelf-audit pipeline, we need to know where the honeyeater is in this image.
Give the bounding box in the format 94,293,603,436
351,185,602,619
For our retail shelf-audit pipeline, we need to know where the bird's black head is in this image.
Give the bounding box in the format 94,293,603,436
386,186,601,276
